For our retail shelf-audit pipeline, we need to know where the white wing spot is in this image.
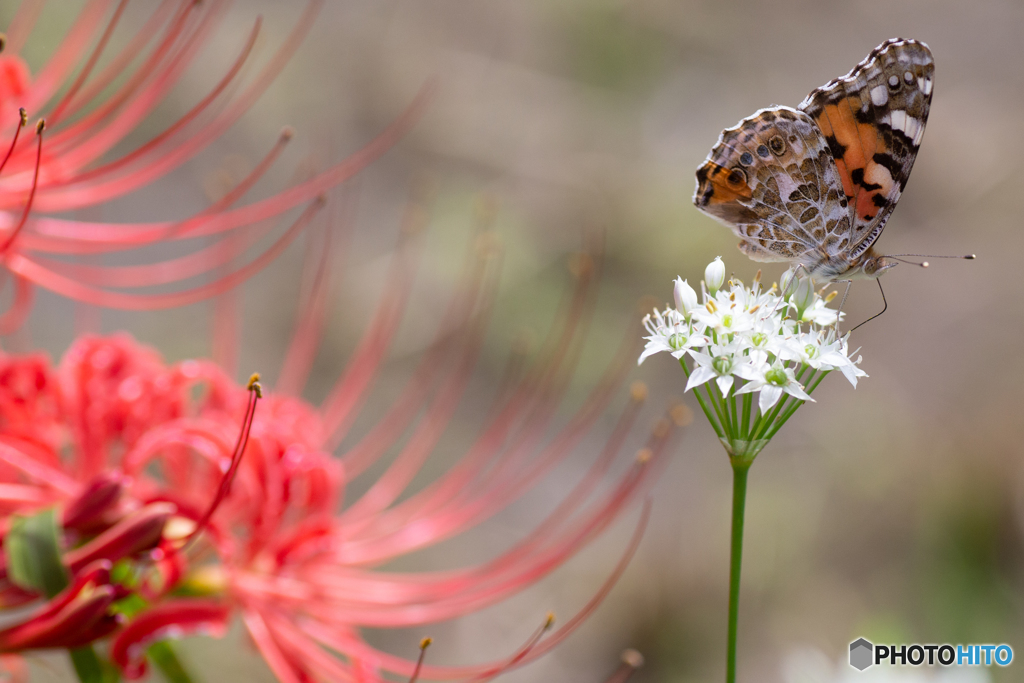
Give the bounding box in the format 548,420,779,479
903,70,915,84
889,109,908,133
870,85,888,106
903,116,922,144
919,76,933,95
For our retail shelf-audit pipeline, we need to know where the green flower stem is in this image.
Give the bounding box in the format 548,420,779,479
741,392,751,439
730,393,739,437
680,358,724,437
69,646,116,683
726,458,752,683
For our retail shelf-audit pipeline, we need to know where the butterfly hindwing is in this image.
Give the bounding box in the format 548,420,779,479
798,38,934,257
693,106,850,266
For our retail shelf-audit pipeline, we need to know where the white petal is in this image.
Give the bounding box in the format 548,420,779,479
838,363,861,387
638,345,661,365
685,366,716,392
733,363,763,381
759,385,782,413
689,350,713,368
734,380,762,395
783,383,814,402
716,374,735,397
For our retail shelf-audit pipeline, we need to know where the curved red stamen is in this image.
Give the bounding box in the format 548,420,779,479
468,613,555,682
6,197,325,309
0,108,26,176
182,374,262,549
47,0,131,124
408,638,431,683
62,13,262,188
0,119,43,255
49,1,178,126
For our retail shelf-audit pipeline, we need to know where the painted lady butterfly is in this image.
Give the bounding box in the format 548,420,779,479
693,38,934,282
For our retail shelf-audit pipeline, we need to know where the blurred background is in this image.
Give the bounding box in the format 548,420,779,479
2,0,1021,681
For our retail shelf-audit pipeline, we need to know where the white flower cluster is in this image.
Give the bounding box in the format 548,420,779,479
639,257,867,414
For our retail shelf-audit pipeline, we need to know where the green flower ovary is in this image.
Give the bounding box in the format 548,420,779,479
668,333,688,350
712,355,732,375
765,367,789,386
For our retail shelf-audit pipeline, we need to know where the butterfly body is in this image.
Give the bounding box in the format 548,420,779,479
693,38,934,282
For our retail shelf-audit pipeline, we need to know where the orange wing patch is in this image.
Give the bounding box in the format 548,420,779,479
695,161,753,207
812,97,895,224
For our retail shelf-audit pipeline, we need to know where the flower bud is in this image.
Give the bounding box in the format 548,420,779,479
779,268,796,300
704,257,725,296
792,276,815,318
673,277,698,319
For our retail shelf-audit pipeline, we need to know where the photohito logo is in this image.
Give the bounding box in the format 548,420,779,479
849,638,1013,671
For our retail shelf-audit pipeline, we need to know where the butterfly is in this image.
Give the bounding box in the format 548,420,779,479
693,38,934,282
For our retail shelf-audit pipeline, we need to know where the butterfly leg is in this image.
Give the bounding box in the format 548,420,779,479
849,278,888,333
833,279,853,337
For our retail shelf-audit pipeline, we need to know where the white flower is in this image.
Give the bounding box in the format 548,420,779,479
705,256,726,296
799,297,841,326
636,257,868,399
674,277,698,320
734,359,814,413
818,338,869,388
740,315,787,358
779,331,829,368
638,307,708,365
692,293,755,336
685,342,756,397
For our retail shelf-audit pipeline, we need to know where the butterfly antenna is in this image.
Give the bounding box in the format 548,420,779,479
849,278,888,333
887,253,976,268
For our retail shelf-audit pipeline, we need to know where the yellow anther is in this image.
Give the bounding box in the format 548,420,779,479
247,373,263,398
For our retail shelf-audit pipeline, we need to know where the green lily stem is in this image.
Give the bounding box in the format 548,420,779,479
726,459,751,683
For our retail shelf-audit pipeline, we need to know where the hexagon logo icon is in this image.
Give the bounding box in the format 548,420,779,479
849,638,874,671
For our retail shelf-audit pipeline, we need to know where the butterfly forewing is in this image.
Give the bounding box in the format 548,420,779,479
798,38,934,257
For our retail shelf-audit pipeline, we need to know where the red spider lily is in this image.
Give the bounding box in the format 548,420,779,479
0,212,687,681
0,0,427,333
